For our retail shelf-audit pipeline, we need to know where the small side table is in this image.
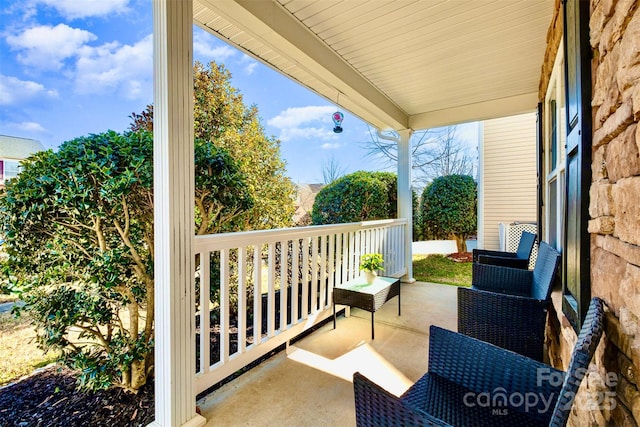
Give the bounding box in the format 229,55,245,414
332,276,401,339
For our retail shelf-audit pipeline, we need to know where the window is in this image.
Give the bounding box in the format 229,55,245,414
543,47,566,251
4,160,21,180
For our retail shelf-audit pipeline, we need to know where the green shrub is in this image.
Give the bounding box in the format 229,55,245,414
311,171,397,225
419,175,477,252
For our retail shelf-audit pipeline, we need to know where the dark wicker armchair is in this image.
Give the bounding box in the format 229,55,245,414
472,230,536,269
459,241,561,361
353,297,605,427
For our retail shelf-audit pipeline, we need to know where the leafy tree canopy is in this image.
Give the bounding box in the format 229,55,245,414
131,60,296,231
311,171,397,225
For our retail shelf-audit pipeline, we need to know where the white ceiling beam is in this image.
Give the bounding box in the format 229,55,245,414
198,0,409,130
409,92,539,130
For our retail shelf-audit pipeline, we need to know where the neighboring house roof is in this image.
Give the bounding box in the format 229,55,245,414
294,183,324,224
0,135,45,160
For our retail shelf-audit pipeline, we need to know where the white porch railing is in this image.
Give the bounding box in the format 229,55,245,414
194,218,407,394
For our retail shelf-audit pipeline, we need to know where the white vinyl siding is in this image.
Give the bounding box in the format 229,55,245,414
480,113,538,250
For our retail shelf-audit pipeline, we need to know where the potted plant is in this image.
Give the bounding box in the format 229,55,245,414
360,253,384,284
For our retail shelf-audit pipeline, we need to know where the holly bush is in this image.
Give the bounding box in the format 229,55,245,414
0,130,252,392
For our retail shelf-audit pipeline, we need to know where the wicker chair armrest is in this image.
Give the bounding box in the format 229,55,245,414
471,263,532,296
477,255,530,269
353,372,451,426
472,248,516,262
428,326,562,411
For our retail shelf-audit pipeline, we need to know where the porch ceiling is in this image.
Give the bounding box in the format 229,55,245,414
194,0,553,131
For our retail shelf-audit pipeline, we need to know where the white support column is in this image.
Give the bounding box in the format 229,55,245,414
151,1,205,426
397,129,415,282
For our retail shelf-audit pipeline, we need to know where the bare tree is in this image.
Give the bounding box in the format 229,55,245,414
423,126,476,181
321,155,347,184
362,125,477,189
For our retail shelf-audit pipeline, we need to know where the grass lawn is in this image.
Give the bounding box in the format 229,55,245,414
413,254,472,287
0,310,59,386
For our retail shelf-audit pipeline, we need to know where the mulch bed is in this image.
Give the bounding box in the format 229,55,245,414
447,252,473,262
0,366,154,427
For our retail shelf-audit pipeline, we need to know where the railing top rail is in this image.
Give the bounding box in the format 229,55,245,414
195,218,408,251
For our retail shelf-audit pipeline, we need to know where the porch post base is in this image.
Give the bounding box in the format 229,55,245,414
148,414,206,427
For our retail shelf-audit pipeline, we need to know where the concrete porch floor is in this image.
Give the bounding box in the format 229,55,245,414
197,281,458,426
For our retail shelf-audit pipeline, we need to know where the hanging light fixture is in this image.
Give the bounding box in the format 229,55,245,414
332,111,344,133
332,92,344,133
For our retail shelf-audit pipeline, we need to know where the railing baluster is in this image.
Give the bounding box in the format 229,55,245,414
327,233,335,307
238,247,246,354
199,251,210,373
280,239,288,331
292,239,299,324
268,243,275,337
311,236,319,312
220,249,230,363
253,245,262,346
301,237,309,318
320,234,327,309
335,232,342,286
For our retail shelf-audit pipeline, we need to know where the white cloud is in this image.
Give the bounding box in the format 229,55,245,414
0,75,58,106
268,106,340,143
6,23,97,70
5,121,47,133
37,0,130,19
267,106,335,129
244,62,258,75
74,34,152,99
17,121,47,132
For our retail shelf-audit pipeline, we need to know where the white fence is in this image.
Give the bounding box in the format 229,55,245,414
194,219,407,393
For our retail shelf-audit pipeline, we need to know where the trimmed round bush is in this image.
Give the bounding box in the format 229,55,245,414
311,171,397,225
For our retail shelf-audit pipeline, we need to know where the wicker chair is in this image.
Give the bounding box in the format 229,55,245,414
353,297,605,427
472,231,536,269
459,241,561,361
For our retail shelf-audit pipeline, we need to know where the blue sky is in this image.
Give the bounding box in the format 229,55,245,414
0,0,477,184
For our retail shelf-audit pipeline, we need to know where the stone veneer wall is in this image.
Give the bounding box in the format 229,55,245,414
543,0,640,425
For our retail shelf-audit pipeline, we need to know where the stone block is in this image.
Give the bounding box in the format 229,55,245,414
620,263,640,333
590,0,606,48
605,124,640,182
633,85,640,121
632,394,640,425
612,177,640,246
611,401,639,427
593,101,634,148
595,44,622,125
600,0,638,57
589,216,616,234
618,351,640,387
636,118,640,151
590,181,615,217
592,146,608,181
606,314,640,376
617,376,640,420
617,7,640,96
619,307,640,339
592,248,628,314
597,234,640,267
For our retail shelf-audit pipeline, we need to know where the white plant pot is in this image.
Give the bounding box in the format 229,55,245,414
363,270,377,284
